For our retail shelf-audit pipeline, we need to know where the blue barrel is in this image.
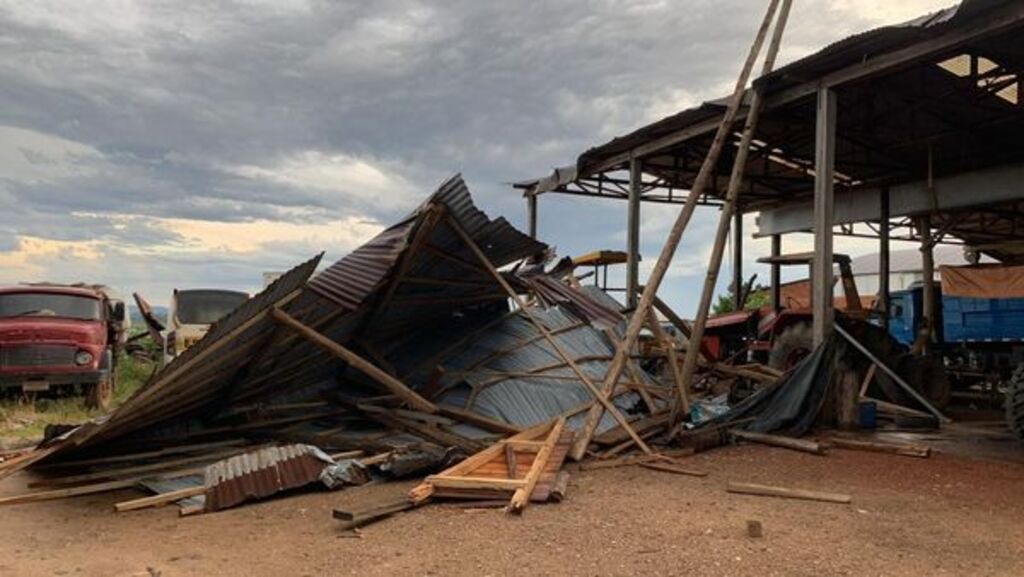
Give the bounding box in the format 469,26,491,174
858,401,878,429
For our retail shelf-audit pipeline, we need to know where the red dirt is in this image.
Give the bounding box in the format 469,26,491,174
1,444,1022,577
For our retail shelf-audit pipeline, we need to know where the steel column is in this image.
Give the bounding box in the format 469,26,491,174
812,88,837,346
732,212,744,311
770,234,782,311
919,214,935,351
879,187,891,331
527,194,538,239
626,157,642,308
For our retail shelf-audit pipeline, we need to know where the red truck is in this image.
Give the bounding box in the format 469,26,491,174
0,284,126,408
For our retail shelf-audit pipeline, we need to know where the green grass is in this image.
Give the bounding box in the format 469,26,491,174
0,353,156,447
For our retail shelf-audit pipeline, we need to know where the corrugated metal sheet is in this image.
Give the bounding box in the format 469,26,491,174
310,174,546,310
203,444,332,512
524,275,623,329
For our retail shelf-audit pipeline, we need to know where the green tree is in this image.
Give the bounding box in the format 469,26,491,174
711,285,771,315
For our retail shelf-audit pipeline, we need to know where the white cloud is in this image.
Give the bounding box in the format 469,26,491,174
225,150,420,211
0,125,104,184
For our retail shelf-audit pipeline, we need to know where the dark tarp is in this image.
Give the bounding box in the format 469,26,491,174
709,335,840,436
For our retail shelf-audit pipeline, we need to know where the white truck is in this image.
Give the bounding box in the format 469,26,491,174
135,288,249,364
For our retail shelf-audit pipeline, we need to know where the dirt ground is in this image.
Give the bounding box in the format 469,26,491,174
1,442,1023,577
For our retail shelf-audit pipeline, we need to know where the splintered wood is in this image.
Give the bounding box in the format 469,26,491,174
409,418,573,514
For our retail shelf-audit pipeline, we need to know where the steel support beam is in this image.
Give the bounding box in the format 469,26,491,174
770,234,782,311
626,157,642,307
812,88,837,346
527,194,538,239
732,212,744,311
879,187,891,331
918,214,935,351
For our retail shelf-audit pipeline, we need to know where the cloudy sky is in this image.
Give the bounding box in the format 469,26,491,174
0,0,955,311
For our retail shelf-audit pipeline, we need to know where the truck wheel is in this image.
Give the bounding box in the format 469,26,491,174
85,377,113,410
769,323,813,371
1007,364,1024,440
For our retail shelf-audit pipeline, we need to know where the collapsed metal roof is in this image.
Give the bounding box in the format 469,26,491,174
26,175,664,467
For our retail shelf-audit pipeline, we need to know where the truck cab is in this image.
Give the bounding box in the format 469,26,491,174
0,285,125,408
163,289,248,362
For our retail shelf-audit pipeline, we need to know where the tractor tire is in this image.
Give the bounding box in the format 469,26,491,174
769,323,813,371
85,377,113,410
1007,364,1024,440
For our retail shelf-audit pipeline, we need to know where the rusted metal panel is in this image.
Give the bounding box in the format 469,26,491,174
203,444,332,512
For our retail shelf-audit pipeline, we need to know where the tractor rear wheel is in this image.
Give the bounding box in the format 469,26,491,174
769,323,813,371
1007,364,1024,440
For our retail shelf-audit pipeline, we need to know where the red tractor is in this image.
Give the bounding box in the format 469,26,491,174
701,252,949,408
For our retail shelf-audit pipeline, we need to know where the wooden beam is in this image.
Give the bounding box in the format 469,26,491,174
571,0,783,460
507,418,566,514
674,0,793,426
639,461,708,477
270,307,437,413
727,481,851,504
115,486,206,513
730,429,827,455
445,213,652,457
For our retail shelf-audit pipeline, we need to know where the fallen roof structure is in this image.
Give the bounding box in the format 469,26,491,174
0,175,671,514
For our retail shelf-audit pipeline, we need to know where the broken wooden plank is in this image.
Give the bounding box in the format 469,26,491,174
727,482,851,504
333,496,420,530
425,475,527,491
579,449,696,471
549,471,571,502
115,486,206,512
828,437,931,459
730,429,827,455
270,307,437,413
639,461,708,477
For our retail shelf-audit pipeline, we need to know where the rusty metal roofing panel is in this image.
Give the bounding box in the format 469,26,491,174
309,174,545,310
203,444,332,512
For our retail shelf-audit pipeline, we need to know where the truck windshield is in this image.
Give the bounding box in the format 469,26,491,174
175,290,248,325
0,293,101,320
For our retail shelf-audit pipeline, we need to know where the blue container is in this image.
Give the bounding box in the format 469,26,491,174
858,401,878,429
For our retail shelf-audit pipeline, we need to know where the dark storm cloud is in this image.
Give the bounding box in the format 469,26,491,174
0,0,944,307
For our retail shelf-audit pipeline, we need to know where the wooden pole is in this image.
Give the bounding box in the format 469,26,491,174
671,0,794,426
270,308,438,413
571,0,784,461
444,213,653,456
646,308,687,410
